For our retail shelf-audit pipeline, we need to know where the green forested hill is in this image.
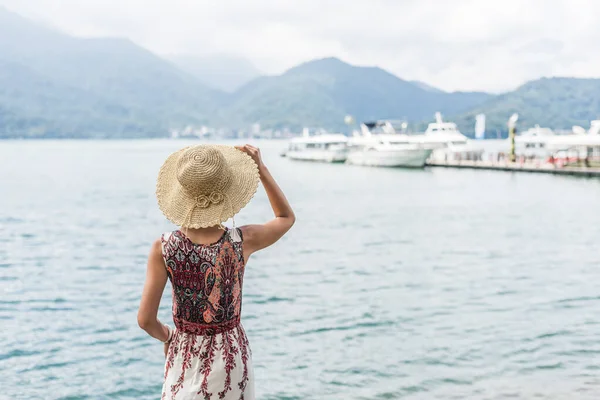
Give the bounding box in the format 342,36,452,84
453,78,600,136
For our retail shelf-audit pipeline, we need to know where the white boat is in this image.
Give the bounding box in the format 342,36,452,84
411,113,484,162
547,121,600,160
285,131,349,163
346,121,432,167
548,120,600,147
514,125,556,157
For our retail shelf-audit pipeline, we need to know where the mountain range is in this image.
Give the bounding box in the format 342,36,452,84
0,6,599,139
223,58,490,131
0,6,219,138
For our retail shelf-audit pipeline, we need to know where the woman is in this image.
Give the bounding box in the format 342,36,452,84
138,144,295,400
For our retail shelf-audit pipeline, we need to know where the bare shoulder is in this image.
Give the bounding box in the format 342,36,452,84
151,238,162,254
147,238,165,266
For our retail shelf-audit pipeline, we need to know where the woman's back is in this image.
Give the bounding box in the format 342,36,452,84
162,229,245,334
161,228,252,400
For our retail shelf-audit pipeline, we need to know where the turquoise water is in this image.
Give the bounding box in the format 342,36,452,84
2,140,600,399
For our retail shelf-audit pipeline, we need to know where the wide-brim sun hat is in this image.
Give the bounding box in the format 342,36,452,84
156,145,259,229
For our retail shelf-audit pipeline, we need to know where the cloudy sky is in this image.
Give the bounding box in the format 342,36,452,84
2,0,599,92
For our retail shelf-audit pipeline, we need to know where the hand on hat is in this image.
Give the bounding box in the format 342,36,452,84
236,145,264,170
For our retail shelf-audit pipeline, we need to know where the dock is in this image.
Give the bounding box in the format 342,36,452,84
426,160,600,177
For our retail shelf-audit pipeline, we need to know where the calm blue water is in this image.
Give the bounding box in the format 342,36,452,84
2,140,600,400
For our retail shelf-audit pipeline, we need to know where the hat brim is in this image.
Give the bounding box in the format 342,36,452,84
156,145,259,228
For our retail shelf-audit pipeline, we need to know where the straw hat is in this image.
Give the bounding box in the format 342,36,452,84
156,145,259,228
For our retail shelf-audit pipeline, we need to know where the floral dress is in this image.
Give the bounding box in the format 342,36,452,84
160,229,254,400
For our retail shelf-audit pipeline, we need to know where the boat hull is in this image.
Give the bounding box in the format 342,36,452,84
346,148,432,167
286,149,348,163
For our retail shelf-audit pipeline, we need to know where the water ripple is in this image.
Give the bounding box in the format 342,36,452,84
2,140,600,399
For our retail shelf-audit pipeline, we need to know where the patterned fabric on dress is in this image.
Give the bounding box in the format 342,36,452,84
160,229,254,400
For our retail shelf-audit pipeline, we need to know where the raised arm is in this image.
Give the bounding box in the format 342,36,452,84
137,239,170,343
235,145,295,260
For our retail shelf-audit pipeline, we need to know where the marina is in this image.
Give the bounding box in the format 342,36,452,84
280,114,600,178
425,116,600,177
426,159,600,177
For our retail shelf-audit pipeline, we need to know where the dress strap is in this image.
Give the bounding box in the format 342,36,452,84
160,231,173,265
229,227,243,243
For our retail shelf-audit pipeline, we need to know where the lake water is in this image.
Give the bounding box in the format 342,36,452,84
1,139,600,400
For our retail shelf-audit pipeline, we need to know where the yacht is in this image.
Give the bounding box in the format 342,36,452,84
515,125,555,145
411,113,484,162
346,121,432,168
511,125,556,157
547,120,600,157
284,130,349,163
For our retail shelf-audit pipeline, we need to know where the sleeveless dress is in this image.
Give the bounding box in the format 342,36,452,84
160,229,254,400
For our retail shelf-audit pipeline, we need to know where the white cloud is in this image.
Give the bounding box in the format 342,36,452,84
2,0,600,92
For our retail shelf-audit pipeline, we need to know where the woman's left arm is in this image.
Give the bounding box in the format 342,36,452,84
137,239,170,342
